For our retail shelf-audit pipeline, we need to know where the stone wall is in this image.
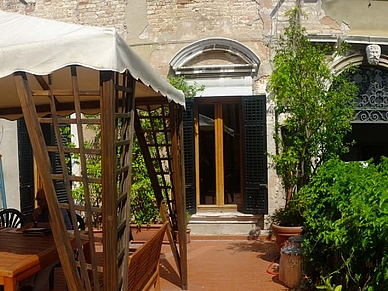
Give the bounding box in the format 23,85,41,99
0,0,127,36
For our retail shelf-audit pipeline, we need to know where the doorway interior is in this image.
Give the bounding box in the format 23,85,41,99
197,98,243,208
343,123,388,164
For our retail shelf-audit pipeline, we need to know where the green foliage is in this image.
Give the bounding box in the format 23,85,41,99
299,158,388,291
316,276,343,291
168,75,205,98
268,7,358,196
267,196,304,226
130,132,161,227
68,76,203,227
71,115,102,209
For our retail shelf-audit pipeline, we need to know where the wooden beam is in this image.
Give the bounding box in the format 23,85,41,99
100,71,118,291
70,66,98,291
170,103,188,290
13,72,83,291
134,112,164,205
0,100,101,117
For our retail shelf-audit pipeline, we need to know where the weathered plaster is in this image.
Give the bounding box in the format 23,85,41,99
125,0,149,43
321,0,388,36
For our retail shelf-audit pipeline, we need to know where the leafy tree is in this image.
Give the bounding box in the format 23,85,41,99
168,75,205,98
268,7,358,199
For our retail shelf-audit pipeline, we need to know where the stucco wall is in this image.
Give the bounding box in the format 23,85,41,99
0,120,20,210
321,0,388,36
0,0,127,36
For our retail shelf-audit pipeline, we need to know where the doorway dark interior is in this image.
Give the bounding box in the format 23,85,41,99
198,102,241,205
198,104,216,204
222,103,241,205
343,123,388,164
199,129,215,204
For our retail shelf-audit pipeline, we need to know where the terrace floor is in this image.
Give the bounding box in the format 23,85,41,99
51,237,291,291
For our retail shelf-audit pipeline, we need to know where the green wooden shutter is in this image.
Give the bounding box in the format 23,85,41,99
183,98,196,214
41,123,70,203
242,96,268,214
17,118,35,217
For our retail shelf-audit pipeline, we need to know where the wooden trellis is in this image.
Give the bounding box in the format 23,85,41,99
11,66,186,291
0,12,186,291
134,100,188,288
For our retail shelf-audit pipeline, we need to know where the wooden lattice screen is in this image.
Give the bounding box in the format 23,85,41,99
12,66,187,290
134,100,188,289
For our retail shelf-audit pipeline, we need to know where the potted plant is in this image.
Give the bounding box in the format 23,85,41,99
129,135,165,242
268,197,304,251
267,7,357,250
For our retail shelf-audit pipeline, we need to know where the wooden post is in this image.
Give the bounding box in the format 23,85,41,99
170,103,188,290
100,71,118,291
13,72,83,291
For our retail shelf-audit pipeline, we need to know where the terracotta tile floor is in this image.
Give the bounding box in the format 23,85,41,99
51,237,290,291
159,238,289,291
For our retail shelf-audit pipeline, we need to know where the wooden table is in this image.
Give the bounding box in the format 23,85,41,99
0,228,60,291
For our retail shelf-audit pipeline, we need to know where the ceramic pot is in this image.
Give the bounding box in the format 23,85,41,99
271,224,303,251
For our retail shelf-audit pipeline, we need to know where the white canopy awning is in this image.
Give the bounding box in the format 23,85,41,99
0,11,185,119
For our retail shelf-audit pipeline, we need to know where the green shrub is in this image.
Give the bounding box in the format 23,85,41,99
267,196,305,227
299,158,388,291
130,134,161,226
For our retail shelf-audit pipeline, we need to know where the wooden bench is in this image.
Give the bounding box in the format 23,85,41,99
127,222,168,291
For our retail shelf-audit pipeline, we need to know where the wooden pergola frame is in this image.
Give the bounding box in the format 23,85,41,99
8,67,188,291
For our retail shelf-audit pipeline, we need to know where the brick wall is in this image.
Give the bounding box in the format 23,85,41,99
0,0,127,37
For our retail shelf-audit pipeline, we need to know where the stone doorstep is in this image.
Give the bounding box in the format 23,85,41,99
187,211,266,236
190,233,273,241
190,211,262,221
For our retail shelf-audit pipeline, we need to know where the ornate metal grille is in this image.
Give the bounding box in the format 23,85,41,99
348,67,388,123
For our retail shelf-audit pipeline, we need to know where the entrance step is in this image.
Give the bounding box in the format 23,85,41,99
188,211,263,237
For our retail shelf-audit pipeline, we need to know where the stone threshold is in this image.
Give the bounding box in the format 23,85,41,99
191,234,274,241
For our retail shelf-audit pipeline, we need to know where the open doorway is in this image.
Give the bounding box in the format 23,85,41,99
197,99,242,207
343,123,388,164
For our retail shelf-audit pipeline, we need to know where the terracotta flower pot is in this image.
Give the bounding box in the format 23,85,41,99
271,224,303,251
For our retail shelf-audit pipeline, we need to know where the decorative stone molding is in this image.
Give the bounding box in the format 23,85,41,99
169,37,260,78
366,44,381,65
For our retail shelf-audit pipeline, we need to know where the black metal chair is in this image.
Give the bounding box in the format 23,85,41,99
0,208,24,228
49,213,85,291
0,209,23,291
74,212,86,231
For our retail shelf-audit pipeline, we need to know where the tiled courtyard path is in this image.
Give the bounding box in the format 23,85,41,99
159,238,290,291
52,237,289,291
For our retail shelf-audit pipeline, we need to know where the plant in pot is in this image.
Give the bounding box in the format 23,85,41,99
129,134,163,242
267,7,358,249
130,74,203,242
268,197,305,250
